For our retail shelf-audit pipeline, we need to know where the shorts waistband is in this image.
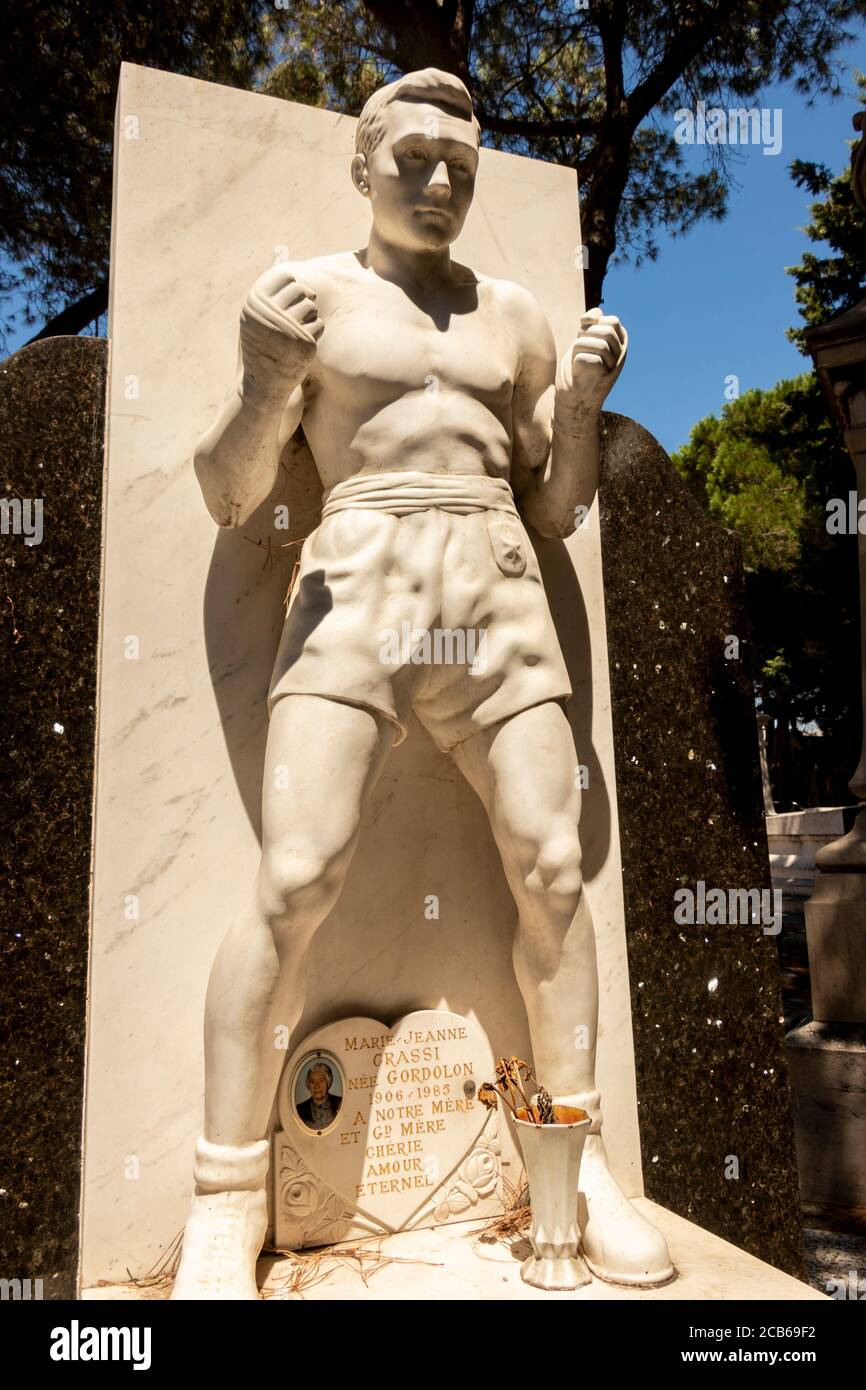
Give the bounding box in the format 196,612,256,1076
320,470,519,520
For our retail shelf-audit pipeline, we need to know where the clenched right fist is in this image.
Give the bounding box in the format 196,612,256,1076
240,264,324,400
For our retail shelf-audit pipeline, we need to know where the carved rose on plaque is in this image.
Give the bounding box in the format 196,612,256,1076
281,1172,321,1220
433,1114,501,1222
278,1143,352,1246
464,1145,499,1195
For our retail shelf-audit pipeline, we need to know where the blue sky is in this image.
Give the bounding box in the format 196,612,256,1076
3,25,865,458
604,25,866,456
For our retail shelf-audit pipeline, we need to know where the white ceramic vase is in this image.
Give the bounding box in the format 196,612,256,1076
514,1111,592,1290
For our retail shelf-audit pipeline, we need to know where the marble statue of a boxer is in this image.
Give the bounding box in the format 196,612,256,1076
173,67,673,1298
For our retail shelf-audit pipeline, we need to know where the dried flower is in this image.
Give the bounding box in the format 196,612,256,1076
484,1057,550,1123
534,1088,555,1124
477,1082,499,1111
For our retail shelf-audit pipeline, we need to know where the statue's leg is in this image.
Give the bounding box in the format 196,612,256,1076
172,695,394,1300
450,700,673,1286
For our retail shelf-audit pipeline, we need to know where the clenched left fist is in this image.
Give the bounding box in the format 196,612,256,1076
556,307,628,409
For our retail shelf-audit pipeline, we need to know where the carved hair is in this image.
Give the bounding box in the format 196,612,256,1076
305,1061,333,1089
355,67,480,159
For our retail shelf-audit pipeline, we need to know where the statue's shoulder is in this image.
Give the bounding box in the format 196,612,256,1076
474,271,552,340
269,250,363,293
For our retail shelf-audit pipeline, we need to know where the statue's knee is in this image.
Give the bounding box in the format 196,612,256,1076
257,840,345,926
526,827,583,910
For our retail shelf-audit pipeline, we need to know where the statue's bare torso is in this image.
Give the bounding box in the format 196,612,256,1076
284,251,529,493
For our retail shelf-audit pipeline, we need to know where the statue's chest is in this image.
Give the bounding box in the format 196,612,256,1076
315,289,515,403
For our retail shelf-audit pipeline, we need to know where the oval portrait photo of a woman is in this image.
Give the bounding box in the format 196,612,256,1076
291,1051,344,1135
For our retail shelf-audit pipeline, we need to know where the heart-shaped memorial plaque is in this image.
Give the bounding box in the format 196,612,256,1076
278,1010,496,1231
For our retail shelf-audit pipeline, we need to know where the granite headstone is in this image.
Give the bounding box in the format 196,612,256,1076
0,337,107,1298
597,413,804,1277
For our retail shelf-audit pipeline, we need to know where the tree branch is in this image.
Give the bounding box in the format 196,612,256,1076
362,0,473,78
596,0,627,112
475,108,595,138
625,0,743,130
26,279,109,344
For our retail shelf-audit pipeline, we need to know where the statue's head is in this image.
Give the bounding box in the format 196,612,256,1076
352,68,480,252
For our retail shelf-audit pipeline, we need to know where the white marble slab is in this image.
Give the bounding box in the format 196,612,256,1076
81,63,639,1285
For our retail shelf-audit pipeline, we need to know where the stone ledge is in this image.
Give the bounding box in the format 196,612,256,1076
766,808,849,837
83,1199,824,1302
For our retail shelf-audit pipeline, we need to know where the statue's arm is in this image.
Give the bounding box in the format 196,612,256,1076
194,264,323,528
193,365,304,529
509,289,627,539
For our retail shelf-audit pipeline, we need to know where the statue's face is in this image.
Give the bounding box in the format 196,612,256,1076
359,99,479,252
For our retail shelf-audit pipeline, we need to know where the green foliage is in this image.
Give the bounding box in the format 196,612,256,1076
705,435,806,572
674,378,822,574
786,73,866,352
672,375,859,763
4,0,866,336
